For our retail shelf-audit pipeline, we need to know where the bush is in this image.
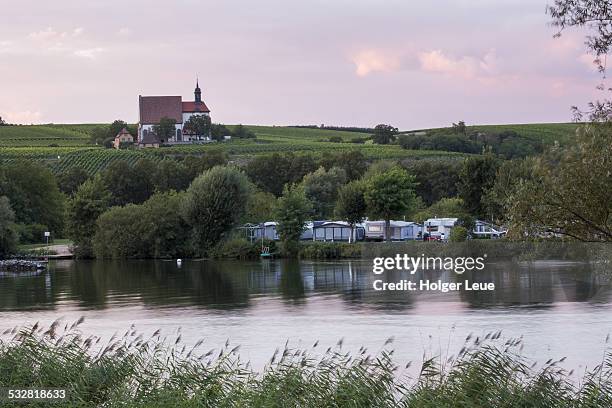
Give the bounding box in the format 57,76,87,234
299,242,362,259
3,322,612,407
450,226,468,242
210,237,276,259
328,136,343,143
14,223,49,244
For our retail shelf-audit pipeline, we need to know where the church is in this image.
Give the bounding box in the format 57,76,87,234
138,81,211,145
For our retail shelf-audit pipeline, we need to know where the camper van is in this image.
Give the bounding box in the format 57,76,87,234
424,218,458,241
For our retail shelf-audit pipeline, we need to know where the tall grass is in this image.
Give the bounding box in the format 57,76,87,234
0,320,610,407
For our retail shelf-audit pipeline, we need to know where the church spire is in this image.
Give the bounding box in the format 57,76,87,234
194,77,201,103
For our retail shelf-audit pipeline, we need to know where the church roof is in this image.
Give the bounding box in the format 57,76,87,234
139,96,183,124
182,101,210,113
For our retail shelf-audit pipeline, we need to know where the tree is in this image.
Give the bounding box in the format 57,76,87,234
274,184,312,256
458,154,499,219
402,160,461,206
364,167,417,241
101,160,154,205
318,150,368,181
66,175,111,258
0,116,7,126
302,166,347,219
109,120,129,138
371,124,399,145
452,121,467,135
183,115,211,139
211,123,232,141
182,166,250,254
0,162,65,234
154,160,190,192
57,167,90,195
244,190,277,223
94,191,189,258
507,126,612,241
233,124,256,139
0,196,18,257
245,152,316,196
482,158,534,224
548,1,612,120
183,151,228,180
413,197,470,223
152,117,176,142
335,181,367,242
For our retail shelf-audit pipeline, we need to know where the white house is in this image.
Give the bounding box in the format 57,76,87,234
138,80,211,144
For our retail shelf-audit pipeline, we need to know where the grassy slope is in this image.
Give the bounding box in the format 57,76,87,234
0,122,578,174
419,122,579,144
0,124,467,174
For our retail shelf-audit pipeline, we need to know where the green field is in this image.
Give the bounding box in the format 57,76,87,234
0,122,578,174
417,122,580,144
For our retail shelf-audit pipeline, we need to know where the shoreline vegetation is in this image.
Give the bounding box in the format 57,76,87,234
0,320,611,407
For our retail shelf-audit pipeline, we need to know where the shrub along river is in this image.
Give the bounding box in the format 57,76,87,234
0,258,610,374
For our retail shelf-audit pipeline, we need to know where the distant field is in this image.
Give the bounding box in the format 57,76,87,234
0,124,469,174
0,122,578,174
415,122,580,144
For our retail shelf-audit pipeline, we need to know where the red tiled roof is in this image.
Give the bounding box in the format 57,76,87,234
182,101,210,113
139,96,183,124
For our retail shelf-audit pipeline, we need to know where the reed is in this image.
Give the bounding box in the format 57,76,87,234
0,320,610,407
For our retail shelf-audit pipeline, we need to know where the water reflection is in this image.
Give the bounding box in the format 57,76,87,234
0,259,609,312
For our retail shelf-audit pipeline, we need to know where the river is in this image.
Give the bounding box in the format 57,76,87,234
0,259,610,375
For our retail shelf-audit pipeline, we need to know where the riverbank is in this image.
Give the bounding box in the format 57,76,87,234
1,321,610,407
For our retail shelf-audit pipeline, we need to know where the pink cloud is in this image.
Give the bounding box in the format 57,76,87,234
351,49,401,77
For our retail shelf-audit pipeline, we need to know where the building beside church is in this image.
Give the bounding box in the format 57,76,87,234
113,127,134,149
138,81,210,144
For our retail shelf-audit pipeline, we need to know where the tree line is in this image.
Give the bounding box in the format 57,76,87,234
0,126,609,259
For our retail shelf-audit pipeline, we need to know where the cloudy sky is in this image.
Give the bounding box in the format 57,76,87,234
0,0,602,129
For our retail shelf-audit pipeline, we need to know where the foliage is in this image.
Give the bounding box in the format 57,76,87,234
232,124,256,139
3,322,612,407
154,159,191,192
13,223,49,244
152,117,177,142
245,152,317,196
210,123,232,141
401,159,461,206
66,175,111,258
101,159,155,206
209,236,274,259
318,150,368,181
413,197,470,224
94,191,189,258
299,242,362,259
507,125,612,241
182,166,250,254
57,166,90,195
0,196,18,257
182,150,228,179
274,184,312,256
335,181,367,242
183,114,211,138
458,154,499,219
0,161,65,234
482,158,534,224
302,166,347,219
364,166,417,241
244,190,277,223
449,225,468,242
371,124,399,145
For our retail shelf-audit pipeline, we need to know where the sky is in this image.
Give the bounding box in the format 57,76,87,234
0,0,603,129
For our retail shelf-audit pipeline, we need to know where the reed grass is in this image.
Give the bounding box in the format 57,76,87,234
0,320,610,407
